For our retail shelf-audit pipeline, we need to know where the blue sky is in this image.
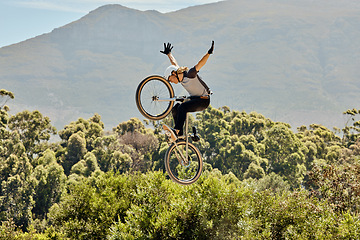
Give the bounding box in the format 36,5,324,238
0,0,220,47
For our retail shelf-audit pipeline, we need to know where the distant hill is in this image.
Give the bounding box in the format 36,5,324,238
1,0,360,130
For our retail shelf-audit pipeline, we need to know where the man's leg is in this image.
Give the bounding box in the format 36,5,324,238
174,98,210,135
171,103,180,125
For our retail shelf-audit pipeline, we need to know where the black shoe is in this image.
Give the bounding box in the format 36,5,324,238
171,128,184,137
177,129,184,137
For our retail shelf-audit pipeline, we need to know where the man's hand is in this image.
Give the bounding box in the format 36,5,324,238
208,41,214,54
160,42,173,55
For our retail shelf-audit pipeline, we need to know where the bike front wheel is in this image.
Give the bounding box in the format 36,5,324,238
135,75,174,120
164,140,203,185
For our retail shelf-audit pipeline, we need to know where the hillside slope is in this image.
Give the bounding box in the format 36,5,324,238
1,0,360,129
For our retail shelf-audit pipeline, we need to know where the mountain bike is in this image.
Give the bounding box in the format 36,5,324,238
136,75,203,185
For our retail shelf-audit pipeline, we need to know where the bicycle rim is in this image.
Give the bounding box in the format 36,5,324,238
136,75,174,120
165,141,203,185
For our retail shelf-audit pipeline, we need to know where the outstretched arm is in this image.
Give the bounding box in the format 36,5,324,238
160,42,179,67
167,52,179,68
195,41,214,71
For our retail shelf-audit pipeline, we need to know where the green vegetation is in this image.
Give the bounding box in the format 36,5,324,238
1,89,360,239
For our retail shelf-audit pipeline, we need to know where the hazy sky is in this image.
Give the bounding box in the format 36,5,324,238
0,0,220,47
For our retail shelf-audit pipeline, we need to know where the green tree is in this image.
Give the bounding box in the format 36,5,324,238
297,124,342,166
31,149,66,219
58,114,106,175
7,110,57,161
0,89,14,128
0,131,34,230
91,135,132,173
0,89,14,108
70,152,102,177
0,90,36,230
194,106,269,180
59,113,104,152
262,123,306,187
244,161,265,179
256,172,290,193
342,108,360,147
62,132,87,175
113,117,149,135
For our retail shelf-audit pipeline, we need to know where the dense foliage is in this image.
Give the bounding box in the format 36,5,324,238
1,89,360,239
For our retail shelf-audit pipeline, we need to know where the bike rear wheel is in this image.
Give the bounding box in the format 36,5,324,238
164,140,203,185
136,75,174,120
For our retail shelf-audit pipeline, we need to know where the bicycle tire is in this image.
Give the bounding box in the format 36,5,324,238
164,140,203,185
135,75,175,120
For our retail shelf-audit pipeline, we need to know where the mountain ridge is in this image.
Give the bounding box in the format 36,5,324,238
1,0,360,130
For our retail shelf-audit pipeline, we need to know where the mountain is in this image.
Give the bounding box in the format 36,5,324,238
1,0,360,130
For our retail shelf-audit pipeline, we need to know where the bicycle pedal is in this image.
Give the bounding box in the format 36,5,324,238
191,134,200,142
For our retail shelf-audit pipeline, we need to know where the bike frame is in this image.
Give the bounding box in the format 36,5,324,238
156,96,184,102
163,96,191,166
185,113,189,163
172,113,190,166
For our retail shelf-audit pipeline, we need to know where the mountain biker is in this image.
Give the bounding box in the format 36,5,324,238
161,41,214,141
